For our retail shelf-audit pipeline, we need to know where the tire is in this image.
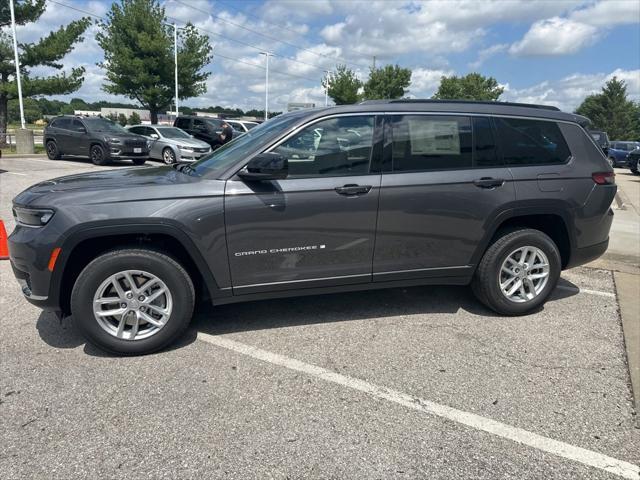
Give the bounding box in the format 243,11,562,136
70,249,195,355
471,228,561,316
46,140,61,160
631,158,639,175
90,144,108,166
162,147,177,164
132,158,146,166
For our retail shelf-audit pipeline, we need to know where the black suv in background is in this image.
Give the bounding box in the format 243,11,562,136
174,115,241,149
45,116,149,165
10,100,615,355
589,130,610,155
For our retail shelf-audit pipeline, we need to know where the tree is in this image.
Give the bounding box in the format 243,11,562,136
8,97,41,123
362,64,411,100
117,113,128,126
97,0,212,124
575,77,640,140
128,111,141,125
432,73,504,101
323,64,361,105
0,0,90,143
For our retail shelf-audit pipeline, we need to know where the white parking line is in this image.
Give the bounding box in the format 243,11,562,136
198,333,639,479
556,284,617,298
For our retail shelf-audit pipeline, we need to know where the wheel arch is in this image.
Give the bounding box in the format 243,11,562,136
472,206,574,271
53,223,223,314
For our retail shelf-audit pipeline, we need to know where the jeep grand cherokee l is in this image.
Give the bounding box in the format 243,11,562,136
9,100,616,355
45,116,149,165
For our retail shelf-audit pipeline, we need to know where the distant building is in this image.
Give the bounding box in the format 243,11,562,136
73,110,101,116
287,102,315,112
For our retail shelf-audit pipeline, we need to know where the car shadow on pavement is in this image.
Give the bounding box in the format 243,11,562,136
35,281,580,355
192,282,580,337
57,157,146,168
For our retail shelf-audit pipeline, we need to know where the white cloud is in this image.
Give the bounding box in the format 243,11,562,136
509,17,599,56
408,68,455,97
469,43,509,69
503,68,640,111
570,0,640,26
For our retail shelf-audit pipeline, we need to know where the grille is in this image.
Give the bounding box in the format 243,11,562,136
125,139,146,147
194,147,209,153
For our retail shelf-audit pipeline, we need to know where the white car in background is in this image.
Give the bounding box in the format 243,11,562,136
126,125,211,164
226,119,259,133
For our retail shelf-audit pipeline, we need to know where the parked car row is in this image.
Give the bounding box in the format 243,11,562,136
607,141,640,168
43,114,258,165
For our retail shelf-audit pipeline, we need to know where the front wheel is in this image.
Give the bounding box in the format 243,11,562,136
631,158,639,175
471,228,561,316
70,249,195,355
162,147,176,164
90,144,108,165
46,140,61,160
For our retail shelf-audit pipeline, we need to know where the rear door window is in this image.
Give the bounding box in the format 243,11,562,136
388,115,472,172
472,117,501,167
494,117,571,166
175,118,191,129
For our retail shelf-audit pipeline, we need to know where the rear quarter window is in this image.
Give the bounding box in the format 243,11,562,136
494,117,571,166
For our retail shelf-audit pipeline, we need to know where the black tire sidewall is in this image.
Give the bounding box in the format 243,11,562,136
46,141,59,160
476,230,561,315
71,250,194,355
91,145,107,165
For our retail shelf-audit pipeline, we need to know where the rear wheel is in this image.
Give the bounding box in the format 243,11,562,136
631,157,639,175
162,147,176,164
471,228,561,315
70,249,195,355
90,144,107,165
46,140,60,160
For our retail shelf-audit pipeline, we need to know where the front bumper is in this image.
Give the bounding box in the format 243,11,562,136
107,146,149,159
8,224,62,311
178,149,211,161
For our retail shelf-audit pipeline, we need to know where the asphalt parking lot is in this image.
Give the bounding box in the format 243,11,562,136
1,157,639,479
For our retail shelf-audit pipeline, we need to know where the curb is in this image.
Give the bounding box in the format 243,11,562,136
0,154,47,159
614,271,640,428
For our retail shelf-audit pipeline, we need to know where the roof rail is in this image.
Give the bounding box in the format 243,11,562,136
360,99,561,111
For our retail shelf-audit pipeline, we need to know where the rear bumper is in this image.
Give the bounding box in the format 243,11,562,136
566,238,609,269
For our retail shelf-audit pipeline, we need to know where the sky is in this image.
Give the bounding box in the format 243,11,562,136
14,0,640,113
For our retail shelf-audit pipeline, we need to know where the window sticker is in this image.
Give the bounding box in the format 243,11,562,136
408,120,461,155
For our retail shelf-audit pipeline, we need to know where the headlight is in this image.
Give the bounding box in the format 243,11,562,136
178,145,193,151
146,140,151,149
107,137,121,144
12,207,55,227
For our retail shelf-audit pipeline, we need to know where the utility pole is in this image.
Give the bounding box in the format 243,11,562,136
260,52,270,121
324,70,330,107
9,0,25,129
164,22,180,120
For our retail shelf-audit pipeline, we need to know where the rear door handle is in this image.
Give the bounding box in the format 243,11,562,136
335,184,372,196
473,177,505,189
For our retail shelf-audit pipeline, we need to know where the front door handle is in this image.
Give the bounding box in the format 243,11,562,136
335,184,372,196
473,177,505,189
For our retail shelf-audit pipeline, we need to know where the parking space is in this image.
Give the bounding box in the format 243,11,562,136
1,157,639,479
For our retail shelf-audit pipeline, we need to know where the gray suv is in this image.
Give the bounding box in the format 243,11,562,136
9,100,616,355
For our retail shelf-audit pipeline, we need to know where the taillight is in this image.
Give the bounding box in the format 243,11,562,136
592,172,615,185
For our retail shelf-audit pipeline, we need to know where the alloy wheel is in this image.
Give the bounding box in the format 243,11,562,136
498,246,550,303
92,270,173,341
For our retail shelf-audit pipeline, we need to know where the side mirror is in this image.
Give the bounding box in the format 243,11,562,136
150,133,159,139
238,152,288,181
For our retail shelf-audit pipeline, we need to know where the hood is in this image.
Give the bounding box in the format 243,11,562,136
166,137,210,148
13,166,222,207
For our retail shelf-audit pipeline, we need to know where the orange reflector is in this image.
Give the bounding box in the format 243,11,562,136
48,247,61,272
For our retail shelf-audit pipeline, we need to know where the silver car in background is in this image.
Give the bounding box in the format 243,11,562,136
126,125,211,164
226,119,259,133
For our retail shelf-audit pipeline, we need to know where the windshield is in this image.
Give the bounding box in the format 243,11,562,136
157,127,191,139
190,112,306,177
84,118,127,133
244,122,258,130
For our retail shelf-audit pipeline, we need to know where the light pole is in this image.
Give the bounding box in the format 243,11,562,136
165,22,179,119
9,0,25,129
260,52,270,121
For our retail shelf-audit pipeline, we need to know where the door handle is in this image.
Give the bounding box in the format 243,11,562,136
335,184,372,196
473,177,505,189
